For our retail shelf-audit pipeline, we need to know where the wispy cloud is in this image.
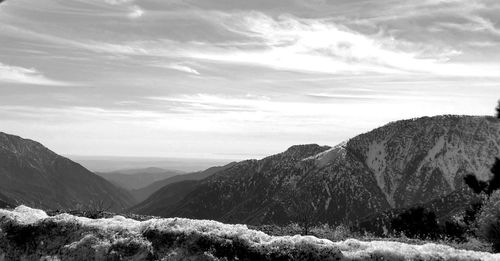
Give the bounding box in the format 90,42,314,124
66,11,497,77
0,62,69,86
5,9,498,78
147,13,478,77
148,94,262,113
128,5,144,18
160,64,200,75
103,0,134,5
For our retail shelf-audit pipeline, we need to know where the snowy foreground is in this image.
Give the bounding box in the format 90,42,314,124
0,206,499,261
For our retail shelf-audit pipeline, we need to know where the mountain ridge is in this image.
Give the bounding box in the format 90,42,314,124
130,162,237,202
131,115,500,226
0,132,136,211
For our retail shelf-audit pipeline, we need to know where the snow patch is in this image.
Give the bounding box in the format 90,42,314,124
3,205,48,224
303,141,347,168
335,239,499,261
324,182,332,211
366,140,395,207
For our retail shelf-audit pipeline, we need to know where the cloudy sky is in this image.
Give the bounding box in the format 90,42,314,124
0,0,499,159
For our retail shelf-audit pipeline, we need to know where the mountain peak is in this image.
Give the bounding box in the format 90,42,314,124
0,132,53,156
282,144,331,160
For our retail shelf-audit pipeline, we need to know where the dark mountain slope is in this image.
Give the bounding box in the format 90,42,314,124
128,180,199,215
356,187,482,236
134,144,387,224
0,132,135,211
162,144,338,224
0,191,14,208
131,162,237,202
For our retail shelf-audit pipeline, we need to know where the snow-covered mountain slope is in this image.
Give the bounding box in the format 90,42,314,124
133,115,500,226
0,132,135,211
1,206,498,261
345,115,500,208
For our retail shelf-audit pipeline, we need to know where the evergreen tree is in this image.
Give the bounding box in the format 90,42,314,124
464,174,488,194
464,104,500,196
496,100,500,118
489,103,500,195
475,101,500,253
390,207,440,239
487,159,500,195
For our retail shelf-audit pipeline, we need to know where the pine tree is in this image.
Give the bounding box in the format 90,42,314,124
488,104,500,195
464,103,500,196
464,174,488,194
496,100,500,118
463,101,500,252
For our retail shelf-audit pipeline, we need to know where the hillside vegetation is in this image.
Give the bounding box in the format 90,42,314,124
1,206,499,261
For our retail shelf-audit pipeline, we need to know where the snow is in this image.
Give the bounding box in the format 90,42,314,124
303,140,347,168
3,205,49,224
324,181,332,211
366,140,395,207
1,206,499,260
335,239,500,261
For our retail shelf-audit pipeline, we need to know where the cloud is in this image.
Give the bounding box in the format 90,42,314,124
148,94,261,113
98,0,144,19
181,12,500,77
4,8,500,78
128,5,144,18
103,0,134,5
161,64,200,75
0,62,69,86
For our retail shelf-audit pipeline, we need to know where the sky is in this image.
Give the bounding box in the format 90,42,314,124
0,0,499,159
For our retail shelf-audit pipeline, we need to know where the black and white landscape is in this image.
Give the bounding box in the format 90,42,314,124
1,0,500,260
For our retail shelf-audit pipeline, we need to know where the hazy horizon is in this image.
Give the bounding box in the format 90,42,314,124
1,0,499,159
67,154,235,172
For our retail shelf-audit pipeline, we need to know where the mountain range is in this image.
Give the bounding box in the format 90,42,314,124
131,115,500,225
95,167,184,190
130,162,237,202
0,132,135,211
0,115,498,227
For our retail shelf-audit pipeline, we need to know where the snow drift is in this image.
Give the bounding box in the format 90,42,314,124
0,206,498,260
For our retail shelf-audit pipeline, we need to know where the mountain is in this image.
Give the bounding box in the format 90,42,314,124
128,180,199,214
95,168,184,190
0,191,14,208
130,162,237,202
131,115,500,225
0,132,135,211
